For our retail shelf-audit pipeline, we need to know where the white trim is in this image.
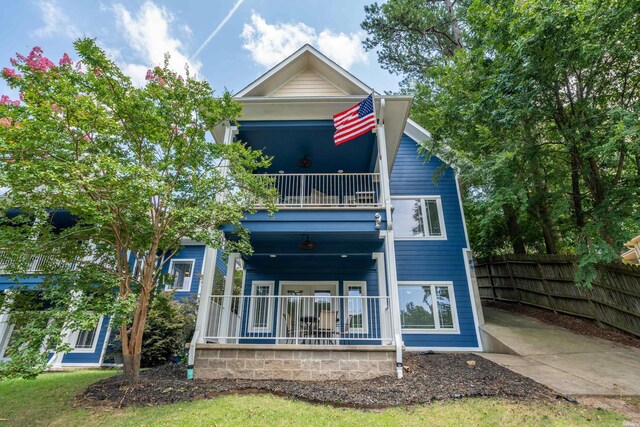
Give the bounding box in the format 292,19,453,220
343,281,368,334
397,281,460,333
455,175,471,249
165,258,196,292
463,248,485,343
98,317,112,365
392,196,447,240
56,362,105,368
69,315,104,354
235,45,372,97
248,281,275,333
0,323,14,361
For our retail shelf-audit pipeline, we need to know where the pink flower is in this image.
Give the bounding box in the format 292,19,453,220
2,68,15,78
154,66,161,71
145,69,154,81
157,77,166,86
9,58,17,66
0,95,19,106
82,133,90,141
0,117,13,127
172,124,179,134
93,68,101,77
21,46,54,72
59,53,72,66
51,103,62,113
19,92,24,100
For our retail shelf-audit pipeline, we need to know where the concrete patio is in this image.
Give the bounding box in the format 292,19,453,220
479,306,640,396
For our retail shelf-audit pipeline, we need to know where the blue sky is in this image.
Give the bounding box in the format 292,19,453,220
0,0,400,96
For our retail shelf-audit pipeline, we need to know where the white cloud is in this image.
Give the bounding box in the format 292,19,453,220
240,13,368,70
33,0,80,39
112,0,201,83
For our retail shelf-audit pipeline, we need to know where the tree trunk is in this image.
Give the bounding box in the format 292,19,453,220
503,204,527,254
570,145,585,229
122,352,141,383
443,0,464,49
120,284,152,384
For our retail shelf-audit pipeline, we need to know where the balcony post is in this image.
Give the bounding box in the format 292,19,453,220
218,253,240,343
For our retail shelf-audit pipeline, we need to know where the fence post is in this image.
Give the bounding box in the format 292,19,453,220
537,261,557,314
503,255,521,304
487,259,497,302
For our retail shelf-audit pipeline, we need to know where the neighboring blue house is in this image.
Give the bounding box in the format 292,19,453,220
1,45,483,378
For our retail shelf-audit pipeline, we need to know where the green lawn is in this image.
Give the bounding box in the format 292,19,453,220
0,370,627,427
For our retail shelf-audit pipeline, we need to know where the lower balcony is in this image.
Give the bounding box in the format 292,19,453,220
204,294,392,346
259,173,382,208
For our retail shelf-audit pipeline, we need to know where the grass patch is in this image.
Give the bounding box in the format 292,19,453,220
0,370,627,427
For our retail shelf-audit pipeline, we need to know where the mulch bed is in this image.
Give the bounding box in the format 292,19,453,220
79,353,555,409
484,301,640,349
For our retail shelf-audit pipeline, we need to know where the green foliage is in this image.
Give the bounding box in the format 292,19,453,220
0,38,278,378
363,0,640,284
107,292,196,368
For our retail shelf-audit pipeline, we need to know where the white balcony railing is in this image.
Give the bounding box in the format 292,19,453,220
0,252,48,273
205,294,393,345
259,173,382,208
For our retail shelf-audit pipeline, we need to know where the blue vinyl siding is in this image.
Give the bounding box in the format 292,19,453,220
390,134,478,349
61,316,111,365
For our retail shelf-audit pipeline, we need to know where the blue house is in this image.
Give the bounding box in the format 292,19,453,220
0,45,483,378
189,45,483,381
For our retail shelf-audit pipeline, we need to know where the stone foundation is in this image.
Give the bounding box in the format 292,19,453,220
194,344,396,381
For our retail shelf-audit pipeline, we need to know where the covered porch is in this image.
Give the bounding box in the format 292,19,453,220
203,233,393,347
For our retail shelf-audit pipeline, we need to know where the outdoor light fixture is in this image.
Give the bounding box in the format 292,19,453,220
269,254,277,258
298,234,317,250
278,170,284,174
298,155,312,169
338,169,344,173
341,255,348,258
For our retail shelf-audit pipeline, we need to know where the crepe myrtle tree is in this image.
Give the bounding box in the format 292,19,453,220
0,39,277,382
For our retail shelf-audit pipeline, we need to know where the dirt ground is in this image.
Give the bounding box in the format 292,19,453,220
483,301,640,349
79,353,555,409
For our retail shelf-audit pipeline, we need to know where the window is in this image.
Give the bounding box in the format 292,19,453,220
249,281,274,332
166,259,195,291
392,197,446,239
398,282,458,332
344,281,368,333
71,316,103,353
74,328,96,350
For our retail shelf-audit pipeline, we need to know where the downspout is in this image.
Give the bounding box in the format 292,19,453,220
375,98,404,379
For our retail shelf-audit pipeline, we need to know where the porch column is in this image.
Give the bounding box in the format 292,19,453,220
193,245,218,343
373,252,392,345
375,102,404,378
218,253,241,343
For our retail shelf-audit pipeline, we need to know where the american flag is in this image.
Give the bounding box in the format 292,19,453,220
333,94,376,145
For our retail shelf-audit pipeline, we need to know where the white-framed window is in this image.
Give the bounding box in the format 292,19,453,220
165,259,195,292
248,281,274,333
398,282,459,333
392,196,446,239
343,281,368,333
69,316,104,353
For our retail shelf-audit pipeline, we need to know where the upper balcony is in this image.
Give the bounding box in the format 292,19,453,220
237,120,382,210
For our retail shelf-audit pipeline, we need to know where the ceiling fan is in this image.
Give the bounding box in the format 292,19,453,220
298,234,316,251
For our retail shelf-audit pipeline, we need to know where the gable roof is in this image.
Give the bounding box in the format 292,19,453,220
215,45,414,171
236,45,372,97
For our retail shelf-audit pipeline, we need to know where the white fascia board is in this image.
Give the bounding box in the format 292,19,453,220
235,45,373,98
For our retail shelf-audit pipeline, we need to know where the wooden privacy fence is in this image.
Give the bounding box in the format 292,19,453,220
475,254,640,338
